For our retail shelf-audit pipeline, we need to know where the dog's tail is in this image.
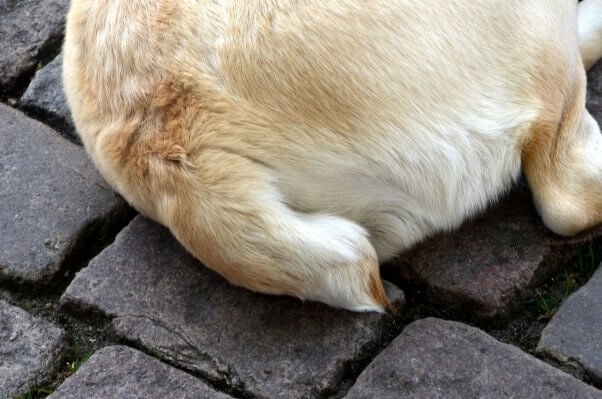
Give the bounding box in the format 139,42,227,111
167,148,394,312
116,118,394,312
579,0,602,70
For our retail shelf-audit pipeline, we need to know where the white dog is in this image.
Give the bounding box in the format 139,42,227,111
63,0,602,312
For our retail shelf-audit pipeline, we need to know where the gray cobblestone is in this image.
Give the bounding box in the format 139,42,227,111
0,104,130,284
48,346,232,399
538,266,602,385
20,53,77,141
345,318,602,399
0,300,66,398
61,216,405,399
392,188,599,319
0,0,69,95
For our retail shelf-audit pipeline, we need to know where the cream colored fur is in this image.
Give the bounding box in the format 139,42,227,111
63,0,602,312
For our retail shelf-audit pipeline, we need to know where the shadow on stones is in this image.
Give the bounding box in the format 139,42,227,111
4,188,601,397
64,299,407,399
327,317,407,399
0,203,136,295
1,35,63,103
1,287,117,399
19,103,80,146
51,203,137,292
0,204,136,397
383,238,602,389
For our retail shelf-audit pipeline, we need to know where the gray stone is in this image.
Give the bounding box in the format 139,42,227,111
48,346,232,399
0,300,66,397
391,188,599,319
587,61,602,122
21,54,77,142
537,265,602,384
61,216,405,399
345,318,602,399
0,103,130,284
0,0,70,95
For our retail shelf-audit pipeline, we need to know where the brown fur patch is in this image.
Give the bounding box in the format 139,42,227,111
369,272,397,315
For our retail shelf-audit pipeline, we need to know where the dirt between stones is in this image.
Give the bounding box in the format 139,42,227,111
2,238,599,397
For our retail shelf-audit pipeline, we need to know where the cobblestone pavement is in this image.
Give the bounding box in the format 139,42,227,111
1,4,602,399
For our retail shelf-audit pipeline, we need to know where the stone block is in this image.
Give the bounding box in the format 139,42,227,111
0,300,66,397
0,0,69,95
48,346,232,399
538,266,602,384
346,318,602,399
21,54,77,142
0,104,130,284
61,216,405,399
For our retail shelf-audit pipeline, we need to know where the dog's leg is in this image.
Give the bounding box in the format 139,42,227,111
522,1,602,236
154,148,392,312
579,0,602,69
523,85,602,236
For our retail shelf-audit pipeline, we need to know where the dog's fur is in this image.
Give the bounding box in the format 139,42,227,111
63,0,602,312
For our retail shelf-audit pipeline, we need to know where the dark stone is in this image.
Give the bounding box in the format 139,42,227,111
537,266,602,384
345,318,602,399
48,346,232,399
587,61,602,122
389,187,599,320
0,0,70,96
0,300,66,397
20,54,77,142
61,216,405,399
0,103,131,284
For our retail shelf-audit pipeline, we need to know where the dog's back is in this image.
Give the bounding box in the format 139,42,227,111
63,0,602,311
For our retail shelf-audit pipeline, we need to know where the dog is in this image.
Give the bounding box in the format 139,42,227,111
63,0,602,312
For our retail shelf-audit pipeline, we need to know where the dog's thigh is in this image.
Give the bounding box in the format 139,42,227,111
523,106,602,236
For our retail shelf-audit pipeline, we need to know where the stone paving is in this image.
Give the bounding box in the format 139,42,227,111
60,216,405,399
0,301,66,398
20,54,76,142
538,267,602,385
0,0,69,97
0,103,130,285
47,346,230,399
345,319,602,399
1,3,602,399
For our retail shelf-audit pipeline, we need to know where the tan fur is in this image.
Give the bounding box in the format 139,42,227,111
63,0,602,312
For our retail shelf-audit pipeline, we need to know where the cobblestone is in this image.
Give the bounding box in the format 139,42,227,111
0,0,69,95
0,104,130,284
48,346,232,399
20,53,77,142
392,188,595,319
345,318,602,399
587,61,602,121
538,266,602,385
0,301,66,398
61,216,405,399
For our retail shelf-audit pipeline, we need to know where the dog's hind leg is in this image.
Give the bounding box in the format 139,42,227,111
152,148,392,312
523,85,602,236
521,2,602,237
579,0,602,69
